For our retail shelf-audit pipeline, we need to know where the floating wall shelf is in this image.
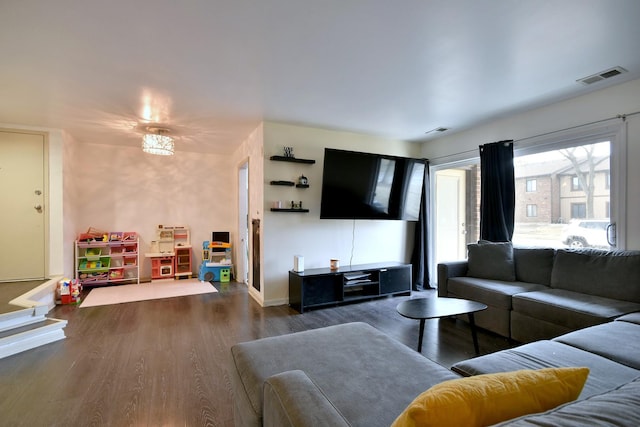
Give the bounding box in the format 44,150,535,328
270,180,296,186
270,156,316,164
270,208,310,213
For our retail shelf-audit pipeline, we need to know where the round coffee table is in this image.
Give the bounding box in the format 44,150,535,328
396,297,488,355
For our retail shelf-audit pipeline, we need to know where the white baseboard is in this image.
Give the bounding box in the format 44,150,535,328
0,319,67,359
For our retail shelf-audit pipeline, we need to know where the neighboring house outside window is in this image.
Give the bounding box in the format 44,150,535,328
526,204,538,217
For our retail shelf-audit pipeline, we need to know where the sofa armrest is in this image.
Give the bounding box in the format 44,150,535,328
437,261,468,297
263,370,350,427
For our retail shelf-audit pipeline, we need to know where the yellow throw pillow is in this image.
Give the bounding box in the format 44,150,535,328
392,367,589,427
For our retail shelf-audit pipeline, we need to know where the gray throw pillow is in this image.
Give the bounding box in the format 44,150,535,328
467,241,516,281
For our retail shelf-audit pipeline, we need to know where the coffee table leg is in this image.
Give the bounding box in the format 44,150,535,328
417,319,425,352
468,313,480,355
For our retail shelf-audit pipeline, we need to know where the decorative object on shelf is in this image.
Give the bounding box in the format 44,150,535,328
272,201,282,209
330,259,340,270
283,146,294,158
142,127,174,156
298,175,308,185
290,200,303,209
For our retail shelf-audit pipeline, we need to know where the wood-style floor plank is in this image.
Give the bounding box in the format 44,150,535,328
0,283,514,427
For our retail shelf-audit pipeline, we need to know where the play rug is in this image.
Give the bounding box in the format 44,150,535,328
79,279,218,308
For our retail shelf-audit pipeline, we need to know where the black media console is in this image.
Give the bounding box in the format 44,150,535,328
289,262,412,313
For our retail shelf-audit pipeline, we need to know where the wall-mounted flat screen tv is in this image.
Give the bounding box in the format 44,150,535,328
320,148,426,220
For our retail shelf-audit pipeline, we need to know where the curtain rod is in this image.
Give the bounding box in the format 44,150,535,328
429,110,640,162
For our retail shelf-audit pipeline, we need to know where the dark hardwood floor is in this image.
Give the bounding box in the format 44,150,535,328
0,280,47,314
0,282,515,427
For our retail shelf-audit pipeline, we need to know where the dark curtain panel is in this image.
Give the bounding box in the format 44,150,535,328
411,162,431,290
479,140,515,242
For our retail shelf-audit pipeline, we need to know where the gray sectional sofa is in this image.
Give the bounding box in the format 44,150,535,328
230,315,640,426
438,244,640,342
229,244,640,426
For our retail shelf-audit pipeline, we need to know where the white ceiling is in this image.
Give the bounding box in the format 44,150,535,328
2,0,640,154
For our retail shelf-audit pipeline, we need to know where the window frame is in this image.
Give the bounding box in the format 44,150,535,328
428,119,627,287
526,179,537,192
513,119,626,248
571,176,582,192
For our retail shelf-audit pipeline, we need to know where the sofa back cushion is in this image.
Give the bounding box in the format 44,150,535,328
514,248,555,286
550,249,640,302
467,241,516,281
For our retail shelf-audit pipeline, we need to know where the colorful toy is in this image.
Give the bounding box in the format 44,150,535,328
55,278,82,305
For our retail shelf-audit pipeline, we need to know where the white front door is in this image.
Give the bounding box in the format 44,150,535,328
0,130,46,281
435,169,467,263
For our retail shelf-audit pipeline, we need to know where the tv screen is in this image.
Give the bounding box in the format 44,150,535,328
320,148,426,220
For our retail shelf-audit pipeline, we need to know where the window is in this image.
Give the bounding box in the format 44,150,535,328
430,120,626,287
571,176,582,191
512,135,619,249
526,179,537,192
571,203,587,219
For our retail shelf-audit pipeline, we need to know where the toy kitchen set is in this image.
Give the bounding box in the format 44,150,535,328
145,225,193,280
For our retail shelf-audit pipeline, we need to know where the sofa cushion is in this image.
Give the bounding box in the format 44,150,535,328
448,277,548,310
391,367,588,427
512,289,640,330
494,376,640,426
550,249,640,302
554,320,640,370
230,322,459,427
616,311,640,325
513,247,555,286
263,370,350,427
467,241,516,281
451,340,640,399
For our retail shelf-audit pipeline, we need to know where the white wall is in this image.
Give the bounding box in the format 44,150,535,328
421,78,640,250
262,122,422,306
68,142,237,279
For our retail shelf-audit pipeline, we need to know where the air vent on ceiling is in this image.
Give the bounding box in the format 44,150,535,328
425,127,449,135
577,66,627,85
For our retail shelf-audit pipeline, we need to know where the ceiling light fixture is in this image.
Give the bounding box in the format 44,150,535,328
142,127,174,156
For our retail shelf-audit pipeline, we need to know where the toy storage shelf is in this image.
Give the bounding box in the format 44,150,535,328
75,233,140,287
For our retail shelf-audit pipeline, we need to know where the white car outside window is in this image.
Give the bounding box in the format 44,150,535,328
561,219,611,248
